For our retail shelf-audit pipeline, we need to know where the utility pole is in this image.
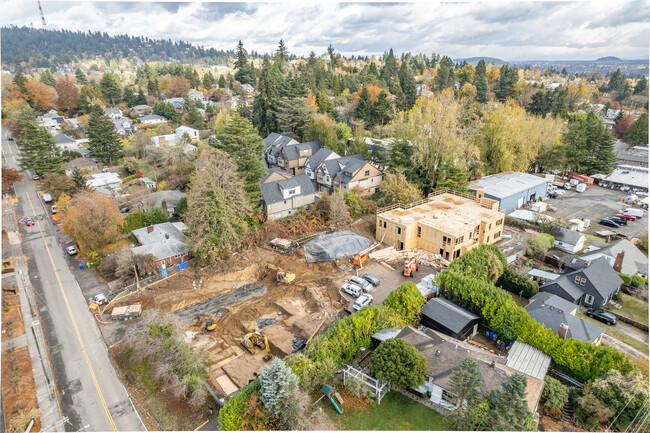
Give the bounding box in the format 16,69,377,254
134,263,141,298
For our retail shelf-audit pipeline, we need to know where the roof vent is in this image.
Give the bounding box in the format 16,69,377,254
435,350,441,356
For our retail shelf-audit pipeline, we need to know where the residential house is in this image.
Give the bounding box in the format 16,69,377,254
112,118,135,137
264,133,300,165
261,172,317,220
140,190,185,217
420,297,481,340
331,157,384,195
131,222,191,271
65,157,97,176
151,134,178,147
375,191,504,261
395,326,544,413
616,146,649,168
603,109,621,130
133,104,153,116
304,148,340,181
550,226,586,254
241,83,255,93
140,114,168,125
264,133,320,175
187,89,205,101
525,292,604,343
580,239,648,277
140,177,157,189
86,172,121,189
468,172,549,213
540,257,623,309
104,107,123,119
175,125,199,142
36,115,61,131
53,133,78,150
164,97,185,110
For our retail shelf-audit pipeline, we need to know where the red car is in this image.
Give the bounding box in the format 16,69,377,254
615,213,637,221
25,217,34,226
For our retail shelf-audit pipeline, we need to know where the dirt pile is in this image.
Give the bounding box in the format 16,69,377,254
174,282,269,321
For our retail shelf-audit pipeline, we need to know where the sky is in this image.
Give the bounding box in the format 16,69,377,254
1,0,648,61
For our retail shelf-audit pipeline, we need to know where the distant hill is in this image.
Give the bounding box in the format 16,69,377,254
595,56,623,62
455,57,506,66
0,26,260,68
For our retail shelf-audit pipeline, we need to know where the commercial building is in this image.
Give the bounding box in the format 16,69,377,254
599,165,649,193
469,172,549,213
375,190,505,262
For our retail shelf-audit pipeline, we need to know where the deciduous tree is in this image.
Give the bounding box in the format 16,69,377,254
1,166,23,192
381,282,425,325
25,79,58,110
54,77,79,112
42,173,75,200
303,114,343,154
380,171,423,206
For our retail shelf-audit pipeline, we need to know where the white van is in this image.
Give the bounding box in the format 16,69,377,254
622,208,644,219
42,193,52,203
341,283,362,298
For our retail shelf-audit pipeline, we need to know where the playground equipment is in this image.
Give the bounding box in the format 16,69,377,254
314,384,344,414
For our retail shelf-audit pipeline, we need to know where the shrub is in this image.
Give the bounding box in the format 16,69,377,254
142,207,169,226
631,275,645,288
497,267,539,299
525,234,554,258
259,359,298,415
218,379,261,431
618,272,632,286
542,376,569,409
370,339,428,389
122,212,144,233
122,174,138,184
381,282,426,325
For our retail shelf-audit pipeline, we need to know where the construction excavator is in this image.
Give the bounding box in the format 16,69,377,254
242,330,272,361
403,257,418,277
196,315,217,332
353,242,380,268
265,264,296,284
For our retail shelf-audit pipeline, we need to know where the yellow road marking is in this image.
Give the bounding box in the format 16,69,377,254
24,191,118,431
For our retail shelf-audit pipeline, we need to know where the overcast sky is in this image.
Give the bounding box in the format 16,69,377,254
1,0,648,60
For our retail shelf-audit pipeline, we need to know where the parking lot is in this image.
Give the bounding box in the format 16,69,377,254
547,185,647,240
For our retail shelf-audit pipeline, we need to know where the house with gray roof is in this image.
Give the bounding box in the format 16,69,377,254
525,292,604,343
140,190,185,217
65,157,97,176
420,297,481,340
112,118,135,137
140,114,168,125
131,222,191,271
540,257,623,309
53,133,77,150
580,239,648,277
304,148,340,181
550,226,586,253
103,107,123,119
263,133,320,175
261,174,317,220
133,104,153,116
316,154,384,195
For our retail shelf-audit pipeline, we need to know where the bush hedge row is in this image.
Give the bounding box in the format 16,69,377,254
439,245,635,383
497,267,539,299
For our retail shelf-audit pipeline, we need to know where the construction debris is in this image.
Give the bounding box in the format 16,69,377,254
303,230,372,263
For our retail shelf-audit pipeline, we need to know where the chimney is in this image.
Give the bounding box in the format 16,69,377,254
165,233,170,239
490,359,496,368
161,200,168,212
558,323,569,340
147,225,154,233
613,251,625,273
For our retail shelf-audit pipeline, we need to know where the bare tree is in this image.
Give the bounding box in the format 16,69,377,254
329,192,350,229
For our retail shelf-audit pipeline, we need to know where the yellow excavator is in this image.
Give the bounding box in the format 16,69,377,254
196,315,217,332
265,264,296,284
242,330,272,361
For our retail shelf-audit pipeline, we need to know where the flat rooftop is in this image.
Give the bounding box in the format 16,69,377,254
469,172,549,199
378,193,502,234
604,165,649,189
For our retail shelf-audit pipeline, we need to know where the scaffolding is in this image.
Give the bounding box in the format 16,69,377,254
342,364,389,404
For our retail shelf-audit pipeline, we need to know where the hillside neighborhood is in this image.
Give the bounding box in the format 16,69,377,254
1,5,649,433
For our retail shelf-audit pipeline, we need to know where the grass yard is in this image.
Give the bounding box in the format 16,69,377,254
577,313,650,355
618,293,649,326
326,391,447,431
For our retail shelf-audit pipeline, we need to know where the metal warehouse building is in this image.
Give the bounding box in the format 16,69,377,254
468,172,550,214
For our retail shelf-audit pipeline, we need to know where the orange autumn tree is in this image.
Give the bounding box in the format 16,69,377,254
25,79,58,110
354,84,391,103
306,93,318,111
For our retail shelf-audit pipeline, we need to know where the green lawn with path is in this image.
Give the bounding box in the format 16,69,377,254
617,293,649,326
326,391,447,431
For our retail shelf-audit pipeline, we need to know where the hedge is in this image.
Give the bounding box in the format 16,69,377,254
618,272,632,286
497,267,539,299
439,246,636,383
218,378,260,430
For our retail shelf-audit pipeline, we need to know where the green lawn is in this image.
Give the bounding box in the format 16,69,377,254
577,313,650,355
618,293,649,326
326,391,447,431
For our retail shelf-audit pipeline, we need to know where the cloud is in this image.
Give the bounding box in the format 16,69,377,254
0,0,647,60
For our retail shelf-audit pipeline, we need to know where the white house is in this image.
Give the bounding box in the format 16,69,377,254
550,226,586,254
150,134,178,147
175,126,200,142
86,172,121,189
140,114,168,125
104,107,123,120
187,89,205,101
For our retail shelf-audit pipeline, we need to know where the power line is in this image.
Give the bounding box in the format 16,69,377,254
624,402,647,432
631,409,650,433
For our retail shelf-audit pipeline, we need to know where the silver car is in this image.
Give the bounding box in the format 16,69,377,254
66,245,77,255
349,276,372,292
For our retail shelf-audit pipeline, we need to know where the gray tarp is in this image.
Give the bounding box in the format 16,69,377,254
303,230,372,263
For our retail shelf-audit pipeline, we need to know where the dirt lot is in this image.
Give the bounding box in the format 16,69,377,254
2,290,25,343
1,347,41,433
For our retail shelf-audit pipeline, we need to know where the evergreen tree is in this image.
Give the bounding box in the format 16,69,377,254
398,61,417,111
623,112,648,146
434,56,455,90
372,90,393,127
234,40,252,85
276,97,313,140
275,39,288,67
259,358,298,415
527,91,551,117
482,373,536,431
218,74,227,88
39,69,56,87
75,68,88,85
99,73,122,105
13,70,28,94
354,86,373,126
211,113,266,206
183,106,205,130
475,60,488,103
380,48,400,94
19,122,66,175
71,167,86,192
87,107,124,165
333,75,341,96
123,87,137,107
494,65,519,102
563,112,616,174
634,75,647,94
448,357,482,430
202,72,213,90
147,78,159,98
136,89,147,105
252,59,282,136
607,68,626,93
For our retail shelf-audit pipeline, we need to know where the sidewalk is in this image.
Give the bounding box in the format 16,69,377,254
3,198,64,431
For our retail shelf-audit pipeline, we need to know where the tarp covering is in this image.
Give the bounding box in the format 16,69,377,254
303,230,372,263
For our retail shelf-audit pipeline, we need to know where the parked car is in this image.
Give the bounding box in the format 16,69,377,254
51,205,57,214
360,273,380,286
563,182,572,190
120,206,130,213
352,294,373,311
32,174,40,180
94,293,108,305
341,282,363,298
615,213,636,221
349,276,372,292
620,208,643,219
599,218,620,228
587,309,617,325
610,216,627,226
42,193,52,203
25,217,34,226
65,245,77,255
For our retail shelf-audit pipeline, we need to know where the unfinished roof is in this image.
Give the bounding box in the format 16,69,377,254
378,193,502,234
469,172,549,199
506,341,552,381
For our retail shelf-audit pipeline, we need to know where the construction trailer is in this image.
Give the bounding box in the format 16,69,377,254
111,304,142,320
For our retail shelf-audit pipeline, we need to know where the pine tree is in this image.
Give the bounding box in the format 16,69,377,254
19,123,66,175
482,373,536,431
13,70,27,94
475,60,488,103
39,69,56,87
202,72,213,90
634,75,647,94
252,59,282,136
99,73,122,105
354,86,372,126
211,113,266,206
71,167,86,192
275,39,288,66
448,357,482,430
87,107,124,165
434,56,455,91
123,88,136,107
234,41,252,85
136,89,147,105
372,90,393,126
259,358,298,415
398,61,417,111
218,74,227,88
75,68,88,85
494,65,519,102
623,112,648,146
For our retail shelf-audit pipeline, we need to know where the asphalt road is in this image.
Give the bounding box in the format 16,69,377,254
2,133,145,432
